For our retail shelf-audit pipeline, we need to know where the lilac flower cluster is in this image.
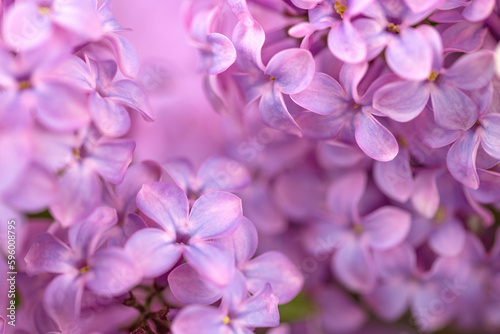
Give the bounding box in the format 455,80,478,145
0,0,500,333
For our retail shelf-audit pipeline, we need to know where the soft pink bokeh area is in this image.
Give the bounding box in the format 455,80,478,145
113,0,229,166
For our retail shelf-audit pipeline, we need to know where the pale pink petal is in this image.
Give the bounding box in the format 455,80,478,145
480,113,500,160
429,218,466,256
290,72,348,115
373,149,414,202
197,156,251,192
446,131,481,189
104,33,140,78
50,164,101,227
85,139,135,184
106,80,154,121
411,170,440,218
259,85,302,136
355,111,399,161
205,33,237,75
86,248,141,295
184,241,235,287
188,191,242,239
327,21,367,64
327,170,366,223
265,48,315,95
373,80,429,122
25,233,75,275
168,263,221,305
68,206,117,257
443,50,495,90
3,2,53,50
135,182,189,233
362,206,412,250
386,28,432,81
243,251,303,304
430,84,478,130
90,93,131,137
43,274,84,332
124,228,180,278
333,238,376,293
462,0,495,22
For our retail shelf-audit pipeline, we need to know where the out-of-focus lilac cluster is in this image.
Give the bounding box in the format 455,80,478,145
1,0,500,333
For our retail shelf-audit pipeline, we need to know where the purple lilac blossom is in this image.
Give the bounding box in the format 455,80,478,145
3,0,500,333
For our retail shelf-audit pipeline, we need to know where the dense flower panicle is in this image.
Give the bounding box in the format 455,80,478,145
2,0,500,333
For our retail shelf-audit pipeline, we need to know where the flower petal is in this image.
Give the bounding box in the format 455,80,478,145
429,218,466,256
124,228,180,278
24,233,74,275
234,284,280,328
480,113,500,160
243,251,303,304
205,33,237,74
50,164,101,227
90,93,131,137
135,182,188,232
373,149,414,202
68,206,117,257
365,281,409,321
446,131,481,189
355,111,399,161
171,305,227,334
3,2,53,50
259,85,302,136
184,241,235,287
444,50,495,90
233,21,265,72
386,28,432,81
327,170,366,223
333,238,376,293
290,73,348,115
197,156,251,192
34,83,90,131
106,80,154,121
104,33,140,78
411,170,440,219
43,274,84,332
168,263,221,305
327,21,367,64
362,206,411,250
373,80,429,122
265,48,315,95
430,84,478,130
85,139,135,184
218,217,258,265
86,248,142,295
188,191,242,239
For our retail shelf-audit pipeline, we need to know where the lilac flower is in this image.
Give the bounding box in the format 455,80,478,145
310,170,411,293
168,218,303,305
184,4,237,74
291,63,400,161
125,182,242,286
289,0,373,63
59,55,154,137
355,0,439,80
233,21,315,135
171,281,279,334
162,156,251,198
415,104,500,189
49,128,135,226
0,45,89,131
2,0,102,51
432,0,495,22
373,26,495,131
24,207,141,331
